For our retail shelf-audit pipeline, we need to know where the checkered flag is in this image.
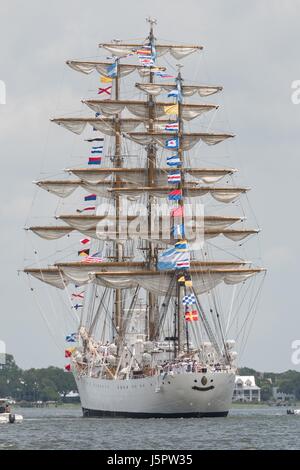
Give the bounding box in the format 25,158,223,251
182,294,196,306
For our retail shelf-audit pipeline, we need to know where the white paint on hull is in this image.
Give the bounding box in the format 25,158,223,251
75,371,235,416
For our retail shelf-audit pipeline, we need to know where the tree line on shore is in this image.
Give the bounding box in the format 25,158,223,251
1,354,300,402
0,354,77,402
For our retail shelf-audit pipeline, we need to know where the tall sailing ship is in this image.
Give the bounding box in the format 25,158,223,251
23,19,265,417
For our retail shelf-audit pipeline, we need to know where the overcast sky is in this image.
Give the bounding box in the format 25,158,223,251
1,0,300,372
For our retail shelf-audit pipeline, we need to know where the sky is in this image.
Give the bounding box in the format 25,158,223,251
1,0,300,372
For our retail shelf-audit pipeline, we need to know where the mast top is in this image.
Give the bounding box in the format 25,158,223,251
146,17,157,41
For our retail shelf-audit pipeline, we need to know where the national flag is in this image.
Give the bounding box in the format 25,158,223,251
80,238,90,245
157,247,190,271
165,122,179,132
65,364,71,371
98,86,112,95
167,171,181,183
185,310,199,322
167,89,179,98
76,206,96,213
175,240,188,252
71,292,85,299
106,63,117,78
66,333,77,343
157,246,177,270
168,189,182,201
72,303,83,310
85,137,104,142
167,154,181,167
88,157,101,165
78,248,90,257
165,138,179,149
81,251,104,263
164,104,178,115
84,194,97,202
155,71,175,78
91,146,103,154
100,75,112,83
182,294,197,306
171,206,184,217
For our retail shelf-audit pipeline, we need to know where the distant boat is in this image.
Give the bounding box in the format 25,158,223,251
287,409,300,415
0,399,23,424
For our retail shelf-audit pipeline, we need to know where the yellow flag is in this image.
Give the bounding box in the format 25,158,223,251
100,75,113,83
185,280,193,288
164,104,178,115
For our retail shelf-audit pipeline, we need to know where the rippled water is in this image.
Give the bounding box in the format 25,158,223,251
0,406,299,450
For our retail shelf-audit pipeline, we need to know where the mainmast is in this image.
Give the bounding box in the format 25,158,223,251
113,56,122,334
146,17,158,340
175,64,186,354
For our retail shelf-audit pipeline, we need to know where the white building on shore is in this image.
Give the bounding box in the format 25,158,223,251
232,376,261,402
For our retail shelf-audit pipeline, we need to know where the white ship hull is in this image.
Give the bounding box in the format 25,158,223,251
75,371,235,418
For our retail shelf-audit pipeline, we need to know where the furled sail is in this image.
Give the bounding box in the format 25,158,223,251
91,268,264,296
24,268,69,289
35,179,114,198
67,167,237,185
83,99,218,120
35,180,79,198
127,132,234,149
99,43,202,59
56,261,252,285
51,118,143,135
109,186,249,203
136,83,223,97
26,226,73,240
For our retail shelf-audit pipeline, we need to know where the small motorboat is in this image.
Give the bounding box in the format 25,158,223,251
0,399,23,424
287,409,300,415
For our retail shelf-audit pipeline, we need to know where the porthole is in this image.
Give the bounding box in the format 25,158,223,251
194,379,197,383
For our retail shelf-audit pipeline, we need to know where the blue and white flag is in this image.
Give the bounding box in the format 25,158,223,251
66,333,77,343
107,62,117,78
182,294,196,306
157,247,190,271
91,146,103,154
172,223,185,238
167,89,179,99
165,138,179,149
72,304,83,310
167,155,181,167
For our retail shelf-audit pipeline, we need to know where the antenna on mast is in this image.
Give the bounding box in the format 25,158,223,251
146,17,157,41
176,63,184,80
